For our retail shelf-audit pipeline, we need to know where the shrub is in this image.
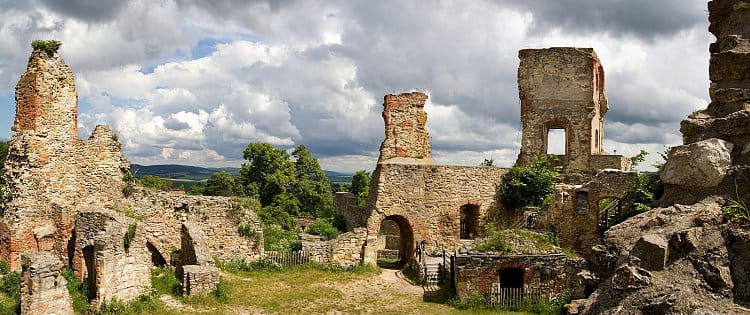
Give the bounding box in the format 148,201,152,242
305,219,341,240
0,260,9,275
31,40,62,55
262,224,301,251
213,279,230,303
259,204,298,230
237,224,259,241
0,272,20,299
151,266,180,296
473,225,513,253
123,223,137,253
500,154,560,210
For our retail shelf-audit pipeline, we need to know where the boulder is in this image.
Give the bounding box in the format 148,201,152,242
661,138,733,187
611,265,651,291
630,234,668,271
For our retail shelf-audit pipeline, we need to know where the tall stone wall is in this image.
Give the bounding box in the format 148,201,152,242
662,0,750,204
0,49,128,270
378,92,432,164
20,252,73,315
362,164,509,264
516,48,628,171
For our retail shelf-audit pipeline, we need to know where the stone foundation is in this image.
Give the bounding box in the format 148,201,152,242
181,265,220,296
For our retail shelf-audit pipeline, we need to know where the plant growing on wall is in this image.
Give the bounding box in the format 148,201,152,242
500,154,560,210
123,223,137,253
31,40,62,55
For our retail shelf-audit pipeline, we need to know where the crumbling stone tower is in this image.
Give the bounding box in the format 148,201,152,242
516,48,628,171
378,92,433,164
0,47,128,270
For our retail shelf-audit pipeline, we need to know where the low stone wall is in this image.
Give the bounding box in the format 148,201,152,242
181,265,220,296
333,192,369,231
21,252,73,315
301,228,368,267
454,253,586,301
590,155,630,171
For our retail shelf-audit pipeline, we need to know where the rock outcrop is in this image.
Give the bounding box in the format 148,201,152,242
581,198,750,314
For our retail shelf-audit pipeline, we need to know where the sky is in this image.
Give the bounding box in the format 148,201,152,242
0,0,713,173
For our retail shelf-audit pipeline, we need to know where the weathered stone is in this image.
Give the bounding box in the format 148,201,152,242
20,252,73,315
378,92,432,164
661,138,733,187
630,234,668,271
180,222,214,267
516,47,629,172
611,265,651,291
181,265,220,296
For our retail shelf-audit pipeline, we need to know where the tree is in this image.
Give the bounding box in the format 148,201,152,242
238,143,295,205
480,158,494,166
350,170,370,206
291,145,333,217
140,175,170,191
500,155,560,210
204,171,235,196
628,150,649,171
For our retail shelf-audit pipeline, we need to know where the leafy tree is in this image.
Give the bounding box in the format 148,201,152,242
350,170,370,206
140,175,170,191
500,155,560,210
601,173,663,230
31,40,62,55
238,143,295,205
629,150,649,171
290,145,332,217
480,158,494,166
204,171,235,196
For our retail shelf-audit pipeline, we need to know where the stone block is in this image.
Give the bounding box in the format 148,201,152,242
630,234,669,271
661,138,733,187
181,265,220,296
611,265,651,291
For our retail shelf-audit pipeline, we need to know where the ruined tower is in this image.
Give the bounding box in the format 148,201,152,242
516,48,628,171
1,46,129,270
377,92,432,164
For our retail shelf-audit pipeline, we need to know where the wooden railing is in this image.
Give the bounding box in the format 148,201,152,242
264,250,311,266
488,283,547,307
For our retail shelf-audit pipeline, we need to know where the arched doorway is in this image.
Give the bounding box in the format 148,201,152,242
376,215,414,268
460,204,480,240
598,197,622,233
146,241,167,267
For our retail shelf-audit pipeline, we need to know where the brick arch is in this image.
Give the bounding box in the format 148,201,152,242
365,210,419,264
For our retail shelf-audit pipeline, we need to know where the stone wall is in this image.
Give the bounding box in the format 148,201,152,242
333,192,368,231
663,0,750,204
362,164,509,264
454,253,586,301
71,209,151,304
301,228,367,267
516,47,627,172
377,92,432,164
20,251,73,315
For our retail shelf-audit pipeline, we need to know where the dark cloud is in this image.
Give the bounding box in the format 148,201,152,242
163,117,190,130
39,0,129,22
495,0,708,39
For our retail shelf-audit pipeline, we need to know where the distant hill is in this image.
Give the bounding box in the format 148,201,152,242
130,164,354,184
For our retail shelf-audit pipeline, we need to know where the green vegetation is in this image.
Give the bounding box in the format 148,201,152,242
448,291,569,314
628,149,648,171
123,223,137,253
305,218,341,240
0,266,20,314
140,175,171,191
204,171,235,196
474,225,569,256
620,173,662,223
151,266,180,296
31,39,62,55
61,267,93,313
724,181,750,225
262,224,301,251
480,158,494,166
500,155,560,210
122,170,137,197
350,170,370,206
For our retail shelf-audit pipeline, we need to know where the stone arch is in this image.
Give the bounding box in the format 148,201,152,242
146,241,167,267
381,215,414,264
82,245,98,301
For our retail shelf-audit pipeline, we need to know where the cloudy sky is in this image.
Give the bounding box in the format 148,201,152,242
0,0,713,172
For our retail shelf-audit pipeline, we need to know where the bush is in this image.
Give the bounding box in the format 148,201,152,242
258,205,297,230
31,40,62,55
305,219,341,240
0,260,9,275
217,258,282,273
262,224,301,252
603,173,663,228
97,295,158,315
151,266,180,296
473,225,512,253
140,175,170,191
500,154,560,210
0,272,20,299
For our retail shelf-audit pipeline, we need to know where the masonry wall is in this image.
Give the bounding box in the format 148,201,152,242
362,164,509,264
454,254,586,300
378,92,432,164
